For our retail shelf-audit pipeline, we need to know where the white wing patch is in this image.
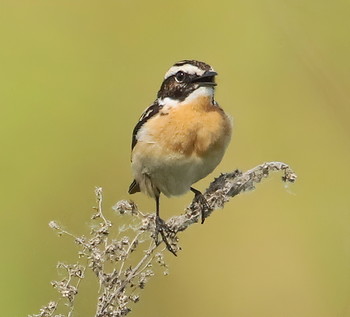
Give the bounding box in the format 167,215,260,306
140,107,154,122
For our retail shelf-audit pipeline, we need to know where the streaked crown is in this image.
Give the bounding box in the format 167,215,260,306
157,60,217,102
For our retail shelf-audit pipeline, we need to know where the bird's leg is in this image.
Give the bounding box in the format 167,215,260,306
154,196,162,245
154,196,177,256
190,187,210,224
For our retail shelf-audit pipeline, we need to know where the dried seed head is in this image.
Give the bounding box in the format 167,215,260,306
48,221,60,230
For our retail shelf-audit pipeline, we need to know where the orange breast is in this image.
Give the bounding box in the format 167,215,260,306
148,96,232,157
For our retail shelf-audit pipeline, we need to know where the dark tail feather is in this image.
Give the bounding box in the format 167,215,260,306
128,180,140,194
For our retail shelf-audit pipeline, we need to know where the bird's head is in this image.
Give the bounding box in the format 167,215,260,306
157,60,217,103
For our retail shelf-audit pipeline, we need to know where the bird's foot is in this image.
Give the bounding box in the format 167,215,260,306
191,187,210,224
154,216,177,256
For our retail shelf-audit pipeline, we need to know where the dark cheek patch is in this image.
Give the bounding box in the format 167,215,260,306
158,78,196,102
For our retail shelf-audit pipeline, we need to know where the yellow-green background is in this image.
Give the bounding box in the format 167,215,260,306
1,1,350,316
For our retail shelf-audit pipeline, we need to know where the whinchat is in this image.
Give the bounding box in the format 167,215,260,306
128,60,232,252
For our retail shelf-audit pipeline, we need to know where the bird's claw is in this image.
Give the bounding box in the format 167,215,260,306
154,216,177,256
191,189,210,224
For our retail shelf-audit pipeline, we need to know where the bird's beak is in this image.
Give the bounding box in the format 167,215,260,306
191,71,218,86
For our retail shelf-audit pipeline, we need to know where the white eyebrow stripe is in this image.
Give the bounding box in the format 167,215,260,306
164,64,205,79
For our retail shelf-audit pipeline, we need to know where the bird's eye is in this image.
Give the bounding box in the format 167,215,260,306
175,71,185,83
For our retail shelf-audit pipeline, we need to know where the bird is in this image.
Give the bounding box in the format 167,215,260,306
128,60,232,253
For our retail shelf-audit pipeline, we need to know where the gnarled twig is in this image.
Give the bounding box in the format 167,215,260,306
30,161,297,317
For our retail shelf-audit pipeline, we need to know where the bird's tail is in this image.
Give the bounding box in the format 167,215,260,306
128,179,140,194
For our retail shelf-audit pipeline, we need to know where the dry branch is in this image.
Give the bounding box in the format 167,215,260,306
29,161,297,317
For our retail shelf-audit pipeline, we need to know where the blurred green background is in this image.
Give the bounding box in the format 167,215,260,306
1,0,350,316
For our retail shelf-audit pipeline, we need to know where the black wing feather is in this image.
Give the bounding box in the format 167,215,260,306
128,179,140,194
131,101,162,150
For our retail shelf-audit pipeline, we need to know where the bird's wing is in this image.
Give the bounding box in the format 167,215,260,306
131,100,162,150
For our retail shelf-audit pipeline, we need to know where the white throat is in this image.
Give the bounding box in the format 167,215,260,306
158,86,214,108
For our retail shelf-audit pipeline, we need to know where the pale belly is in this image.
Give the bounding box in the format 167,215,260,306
131,141,228,198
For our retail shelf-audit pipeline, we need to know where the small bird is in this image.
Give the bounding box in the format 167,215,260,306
128,60,232,252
